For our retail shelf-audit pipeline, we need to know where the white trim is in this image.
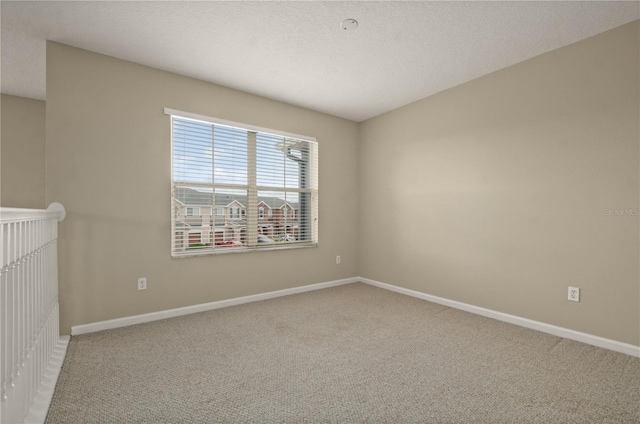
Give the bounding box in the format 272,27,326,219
359,277,640,358
69,276,639,358
47,202,67,222
0,206,62,223
71,278,358,335
172,241,319,258
23,336,70,424
226,199,246,208
164,107,317,143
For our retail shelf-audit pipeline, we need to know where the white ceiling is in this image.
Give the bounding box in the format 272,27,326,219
2,1,638,122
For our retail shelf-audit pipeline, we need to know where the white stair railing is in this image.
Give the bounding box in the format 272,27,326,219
1,203,69,424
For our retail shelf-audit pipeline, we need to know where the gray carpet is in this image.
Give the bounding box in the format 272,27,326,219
46,283,640,423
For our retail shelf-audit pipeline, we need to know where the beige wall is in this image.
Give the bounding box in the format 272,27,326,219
1,94,46,208
46,42,360,334
359,22,640,345
39,21,640,345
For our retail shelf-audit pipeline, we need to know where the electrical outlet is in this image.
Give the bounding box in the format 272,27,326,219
138,277,147,291
568,286,579,302
336,255,341,264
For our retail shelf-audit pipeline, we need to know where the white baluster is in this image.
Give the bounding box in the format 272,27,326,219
0,206,67,423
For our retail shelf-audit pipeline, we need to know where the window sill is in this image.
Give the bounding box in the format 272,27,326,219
172,242,318,258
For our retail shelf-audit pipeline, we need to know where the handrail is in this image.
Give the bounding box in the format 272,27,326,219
0,202,69,424
0,202,66,223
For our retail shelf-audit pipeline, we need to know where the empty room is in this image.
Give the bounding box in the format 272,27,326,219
1,1,639,423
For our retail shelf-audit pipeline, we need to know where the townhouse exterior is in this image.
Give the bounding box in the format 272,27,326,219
173,187,299,250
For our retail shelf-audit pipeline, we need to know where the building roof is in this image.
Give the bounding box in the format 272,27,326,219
175,187,299,209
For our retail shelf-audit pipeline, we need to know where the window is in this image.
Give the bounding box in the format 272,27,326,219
186,207,200,216
168,108,318,257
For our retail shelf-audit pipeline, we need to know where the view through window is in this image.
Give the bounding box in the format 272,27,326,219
168,110,318,256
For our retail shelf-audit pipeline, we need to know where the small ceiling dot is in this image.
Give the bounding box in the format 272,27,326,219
341,19,358,31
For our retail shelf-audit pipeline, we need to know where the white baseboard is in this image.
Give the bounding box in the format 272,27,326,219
360,277,640,358
70,275,639,358
71,277,359,336
24,335,70,424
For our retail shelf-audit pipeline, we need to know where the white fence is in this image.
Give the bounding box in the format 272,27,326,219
1,204,69,424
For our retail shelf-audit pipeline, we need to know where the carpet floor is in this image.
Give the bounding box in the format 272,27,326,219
46,283,639,423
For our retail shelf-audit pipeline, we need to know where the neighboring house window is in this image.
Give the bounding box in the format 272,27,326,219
168,108,318,257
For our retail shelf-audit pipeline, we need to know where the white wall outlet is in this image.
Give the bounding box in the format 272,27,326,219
138,277,147,291
568,286,579,302
336,255,341,264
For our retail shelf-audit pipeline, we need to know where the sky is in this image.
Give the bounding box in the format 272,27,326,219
172,117,306,202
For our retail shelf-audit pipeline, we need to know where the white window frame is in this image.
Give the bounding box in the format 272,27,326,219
186,207,200,217
167,108,318,257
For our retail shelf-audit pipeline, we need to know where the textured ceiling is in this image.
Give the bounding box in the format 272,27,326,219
2,1,638,122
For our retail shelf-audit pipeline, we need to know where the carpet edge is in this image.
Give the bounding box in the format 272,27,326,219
360,277,640,358
70,277,359,336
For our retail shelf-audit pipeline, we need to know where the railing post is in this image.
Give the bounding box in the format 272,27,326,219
0,204,69,424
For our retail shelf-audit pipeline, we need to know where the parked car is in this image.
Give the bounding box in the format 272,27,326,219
215,239,244,247
257,234,276,244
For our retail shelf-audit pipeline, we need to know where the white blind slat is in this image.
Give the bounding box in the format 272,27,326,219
169,113,318,257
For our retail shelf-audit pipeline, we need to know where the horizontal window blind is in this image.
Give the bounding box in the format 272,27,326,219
168,110,318,257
